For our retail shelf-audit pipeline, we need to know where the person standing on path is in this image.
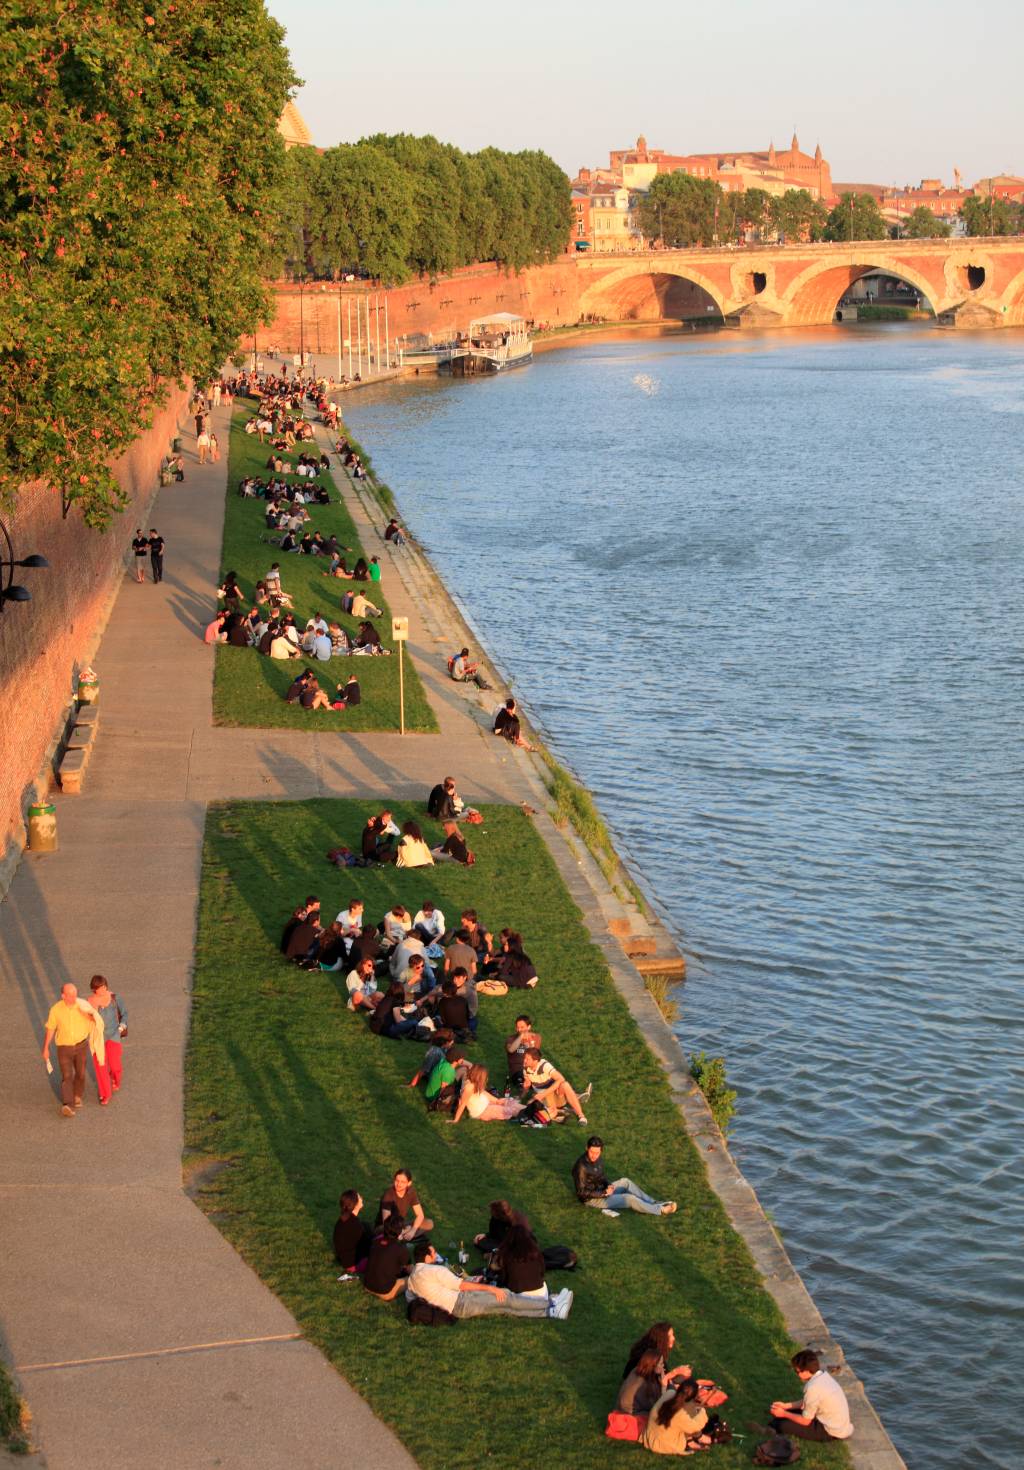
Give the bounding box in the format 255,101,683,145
197,426,211,464
131,528,148,584
87,975,128,1105
42,984,96,1117
149,528,164,584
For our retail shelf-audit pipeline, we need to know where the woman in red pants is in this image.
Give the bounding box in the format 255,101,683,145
88,975,128,1105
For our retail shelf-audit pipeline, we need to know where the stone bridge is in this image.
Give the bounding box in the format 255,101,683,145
575,239,1024,329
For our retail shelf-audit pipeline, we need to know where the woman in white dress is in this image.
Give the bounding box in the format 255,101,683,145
452,1065,525,1124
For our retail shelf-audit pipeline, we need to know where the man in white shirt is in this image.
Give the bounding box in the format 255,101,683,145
413,903,445,943
405,1244,571,1320
350,590,382,619
335,900,364,939
770,1350,853,1442
522,1048,590,1126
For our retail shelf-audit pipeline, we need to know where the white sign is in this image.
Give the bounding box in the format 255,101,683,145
391,616,409,642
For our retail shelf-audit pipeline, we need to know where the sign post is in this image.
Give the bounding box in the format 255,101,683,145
391,616,409,735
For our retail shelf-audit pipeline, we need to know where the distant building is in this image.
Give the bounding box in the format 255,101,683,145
588,182,642,252
597,134,834,200
972,174,1024,201
569,189,592,250
278,100,313,150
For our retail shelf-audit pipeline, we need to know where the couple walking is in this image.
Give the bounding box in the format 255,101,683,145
42,976,128,1116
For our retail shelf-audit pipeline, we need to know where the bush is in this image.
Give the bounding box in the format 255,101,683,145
644,973,679,1025
689,1051,737,1136
0,1360,28,1454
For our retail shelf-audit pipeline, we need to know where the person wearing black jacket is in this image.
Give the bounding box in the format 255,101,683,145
426,776,460,821
571,1137,676,1218
333,1190,372,1275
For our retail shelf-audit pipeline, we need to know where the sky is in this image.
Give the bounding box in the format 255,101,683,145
267,0,1022,187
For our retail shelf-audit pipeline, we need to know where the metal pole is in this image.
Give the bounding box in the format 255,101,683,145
299,283,305,367
365,295,371,374
347,298,352,378
336,291,342,381
384,295,390,368
399,640,405,736
375,292,382,377
356,297,362,376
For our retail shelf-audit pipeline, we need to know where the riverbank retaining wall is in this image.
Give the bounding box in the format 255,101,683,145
0,387,189,892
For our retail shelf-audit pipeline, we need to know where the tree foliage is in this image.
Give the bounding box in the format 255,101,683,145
282,137,571,283
635,173,722,247
959,193,1024,236
0,0,295,527
823,192,888,242
901,205,951,239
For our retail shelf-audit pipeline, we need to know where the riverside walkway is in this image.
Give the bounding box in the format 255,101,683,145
0,406,524,1469
0,395,905,1470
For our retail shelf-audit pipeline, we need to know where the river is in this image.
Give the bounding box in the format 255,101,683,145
344,325,1024,1470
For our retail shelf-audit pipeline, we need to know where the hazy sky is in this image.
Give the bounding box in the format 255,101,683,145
268,0,1022,187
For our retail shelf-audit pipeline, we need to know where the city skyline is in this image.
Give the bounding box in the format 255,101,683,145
267,0,1022,187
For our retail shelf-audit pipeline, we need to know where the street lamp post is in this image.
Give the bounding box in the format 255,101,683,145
0,517,49,612
298,277,306,368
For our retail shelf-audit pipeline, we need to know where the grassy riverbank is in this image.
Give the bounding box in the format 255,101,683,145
185,797,848,1470
212,400,436,731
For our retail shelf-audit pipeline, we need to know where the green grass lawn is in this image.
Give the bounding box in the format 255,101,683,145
212,399,436,731
186,798,849,1470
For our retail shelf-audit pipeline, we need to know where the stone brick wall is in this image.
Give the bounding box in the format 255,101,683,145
0,386,189,883
263,260,586,353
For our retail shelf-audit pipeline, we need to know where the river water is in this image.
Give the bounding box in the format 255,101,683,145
345,327,1024,1470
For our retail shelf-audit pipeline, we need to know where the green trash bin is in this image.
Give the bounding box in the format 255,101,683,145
28,802,58,852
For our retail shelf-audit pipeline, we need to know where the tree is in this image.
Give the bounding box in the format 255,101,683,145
771,189,828,243
636,173,723,247
0,0,295,527
310,145,416,284
823,192,888,242
959,193,1022,236
734,188,773,240
901,206,951,239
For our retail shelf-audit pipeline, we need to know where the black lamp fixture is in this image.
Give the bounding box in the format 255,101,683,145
0,517,49,611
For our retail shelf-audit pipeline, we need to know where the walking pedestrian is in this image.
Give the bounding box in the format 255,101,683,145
197,427,210,464
131,528,148,584
42,983,97,1117
209,430,220,462
149,528,164,583
87,975,128,1105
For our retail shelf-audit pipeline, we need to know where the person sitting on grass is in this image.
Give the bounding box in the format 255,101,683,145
299,676,334,712
493,696,535,751
329,622,352,656
345,956,380,1012
472,1199,517,1255
622,1323,693,1386
407,1028,457,1090
355,620,385,653
362,1216,411,1301
432,820,473,866
395,820,434,869
437,976,472,1042
382,899,412,948
413,901,445,944
452,1065,525,1125
640,1379,709,1456
405,1242,572,1320
376,1169,433,1240
333,1190,372,1278
368,555,382,583
505,1016,542,1090
769,1349,853,1444
350,588,382,620
352,557,369,581
349,922,383,970
362,814,398,866
203,611,228,644
335,897,364,942
417,1034,468,1113
286,669,314,704
369,982,427,1040
339,672,361,705
491,1219,549,1299
617,1350,670,1418
571,1136,677,1217
521,1048,590,1126
280,896,321,961
313,920,349,972
450,646,491,690
269,628,299,660
494,931,539,990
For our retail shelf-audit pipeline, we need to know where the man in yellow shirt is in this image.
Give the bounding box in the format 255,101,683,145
42,984,95,1117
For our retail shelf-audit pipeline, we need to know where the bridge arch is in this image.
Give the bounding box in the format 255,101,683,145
577,261,728,323
782,256,941,327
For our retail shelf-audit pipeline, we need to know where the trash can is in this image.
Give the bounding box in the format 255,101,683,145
77,670,99,704
28,802,58,853
172,436,182,453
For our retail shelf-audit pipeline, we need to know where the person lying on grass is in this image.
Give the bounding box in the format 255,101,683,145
333,1190,372,1277
405,1242,573,1320
521,1049,590,1126
376,1169,433,1241
451,1064,524,1124
571,1136,677,1217
432,820,474,866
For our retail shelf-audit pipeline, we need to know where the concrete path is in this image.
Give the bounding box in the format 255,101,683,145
0,403,505,1469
